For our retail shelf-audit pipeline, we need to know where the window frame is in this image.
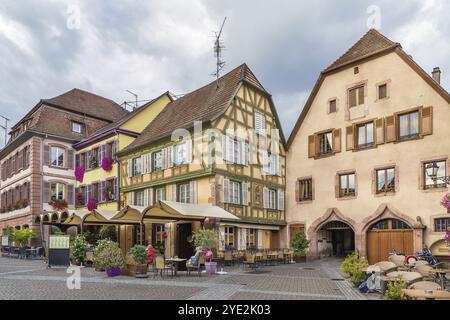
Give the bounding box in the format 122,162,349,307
50,183,65,201
229,180,241,205
378,83,388,100
398,110,420,140
434,218,450,232
376,167,396,194
224,226,235,248
178,183,190,204
356,121,375,149
424,160,447,189
298,178,313,202
50,146,65,168
329,99,337,113
246,229,257,249
348,85,364,108
134,190,145,206
267,188,277,210
132,157,142,176
339,173,356,198
174,142,188,166
152,150,163,172
318,131,333,156
72,121,83,134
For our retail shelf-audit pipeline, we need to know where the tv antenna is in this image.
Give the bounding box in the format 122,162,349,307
0,114,10,148
212,17,227,88
126,90,138,110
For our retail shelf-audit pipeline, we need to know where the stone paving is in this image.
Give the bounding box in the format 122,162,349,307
0,256,368,300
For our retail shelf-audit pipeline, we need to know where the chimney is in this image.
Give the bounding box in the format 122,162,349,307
432,67,441,84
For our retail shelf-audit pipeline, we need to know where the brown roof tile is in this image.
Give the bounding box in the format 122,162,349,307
122,64,266,153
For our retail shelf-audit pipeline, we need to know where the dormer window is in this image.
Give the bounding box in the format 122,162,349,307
72,121,83,134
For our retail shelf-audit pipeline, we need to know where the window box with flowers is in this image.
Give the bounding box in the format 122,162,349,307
20,199,29,208
101,157,113,172
75,166,85,183
87,198,98,212
75,192,84,207
89,155,99,169
49,199,68,211
440,193,450,213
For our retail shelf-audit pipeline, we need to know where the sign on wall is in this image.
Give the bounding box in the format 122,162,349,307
49,235,70,249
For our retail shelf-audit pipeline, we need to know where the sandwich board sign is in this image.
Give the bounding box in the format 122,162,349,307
47,235,70,268
1,236,8,246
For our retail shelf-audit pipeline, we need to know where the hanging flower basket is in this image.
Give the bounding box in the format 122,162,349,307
440,193,450,212
87,198,98,211
75,166,85,183
101,157,113,172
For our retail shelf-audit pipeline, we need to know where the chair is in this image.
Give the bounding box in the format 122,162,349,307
186,254,204,277
153,255,174,278
277,251,284,264
243,253,256,271
224,251,233,266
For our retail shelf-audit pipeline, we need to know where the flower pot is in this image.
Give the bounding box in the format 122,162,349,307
293,255,306,263
95,264,105,272
135,264,148,278
205,261,217,274
105,266,121,277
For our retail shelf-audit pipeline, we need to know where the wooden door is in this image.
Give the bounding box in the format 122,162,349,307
176,223,194,260
367,229,414,264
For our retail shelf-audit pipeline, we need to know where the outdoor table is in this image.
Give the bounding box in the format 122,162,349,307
166,258,186,276
25,248,37,259
428,269,450,290
402,289,450,300
380,271,423,294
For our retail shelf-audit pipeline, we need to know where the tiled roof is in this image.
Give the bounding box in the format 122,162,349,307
122,63,266,153
323,29,399,73
42,88,128,122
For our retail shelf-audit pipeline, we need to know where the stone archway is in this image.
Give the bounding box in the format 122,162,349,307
358,203,425,260
307,208,357,258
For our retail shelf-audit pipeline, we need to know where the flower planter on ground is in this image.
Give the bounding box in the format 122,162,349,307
293,255,306,263
205,261,217,274
105,266,121,277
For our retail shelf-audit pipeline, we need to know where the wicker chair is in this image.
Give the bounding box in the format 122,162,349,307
224,251,233,266
243,253,256,271
153,255,174,278
186,254,204,277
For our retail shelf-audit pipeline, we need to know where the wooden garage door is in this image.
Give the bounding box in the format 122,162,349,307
367,219,413,264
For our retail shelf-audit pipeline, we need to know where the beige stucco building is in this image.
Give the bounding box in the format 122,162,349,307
286,29,450,264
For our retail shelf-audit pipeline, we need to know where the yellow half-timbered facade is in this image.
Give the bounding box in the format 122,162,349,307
118,64,286,258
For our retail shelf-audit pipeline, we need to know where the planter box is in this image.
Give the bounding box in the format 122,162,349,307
105,266,121,277
205,261,217,274
293,255,307,263
125,264,148,277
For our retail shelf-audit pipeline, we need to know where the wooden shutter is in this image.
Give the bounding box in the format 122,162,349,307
44,145,50,165
100,181,106,202
17,152,23,171
221,134,227,161
128,191,134,206
128,159,133,177
375,118,385,144
43,182,50,203
67,184,74,205
222,178,230,203
263,187,269,209
385,115,396,143
346,126,354,151
308,135,316,158
358,86,364,105
295,180,301,203
242,182,249,206
333,129,341,153
171,184,177,201
67,149,74,169
167,146,174,168
278,189,285,211
75,154,80,168
113,178,118,200
186,139,193,164
189,181,197,204
420,106,433,136
111,140,118,160
24,147,30,169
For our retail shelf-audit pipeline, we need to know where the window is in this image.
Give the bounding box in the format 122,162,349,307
134,190,145,206
51,147,65,167
371,219,410,230
349,86,364,108
354,67,359,74
72,122,83,133
398,111,419,139
298,178,313,201
357,122,374,148
378,84,387,99
434,218,450,232
224,226,235,248
329,99,337,113
376,168,395,193
153,151,163,171
154,224,164,244
155,187,165,202
267,188,277,210
178,183,190,204
318,132,333,155
132,157,142,176
254,112,266,135
229,181,241,205
174,142,188,166
339,173,355,197
246,229,257,249
50,183,65,201
424,160,446,189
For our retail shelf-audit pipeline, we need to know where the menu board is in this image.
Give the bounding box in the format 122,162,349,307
49,235,70,249
1,236,8,246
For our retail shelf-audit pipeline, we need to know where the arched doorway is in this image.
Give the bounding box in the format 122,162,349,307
318,221,355,257
367,218,413,264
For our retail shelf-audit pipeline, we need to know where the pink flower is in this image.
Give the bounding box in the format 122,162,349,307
101,157,113,172
440,193,450,209
87,198,98,211
75,166,85,183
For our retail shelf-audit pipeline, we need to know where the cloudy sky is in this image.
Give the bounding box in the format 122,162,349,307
0,0,449,147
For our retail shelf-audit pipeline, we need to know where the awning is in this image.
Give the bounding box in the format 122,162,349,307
219,222,280,231
158,201,240,220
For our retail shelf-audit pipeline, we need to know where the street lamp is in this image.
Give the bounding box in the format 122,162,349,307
425,161,450,184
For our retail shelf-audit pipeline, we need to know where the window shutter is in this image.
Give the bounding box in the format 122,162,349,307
186,139,193,164
67,149,74,169
128,159,133,177
171,184,177,201
240,141,246,165
85,150,91,170
167,146,174,168
263,187,269,209
332,128,341,153
43,182,50,203
67,184,74,205
221,134,227,161
100,181,106,202
242,182,249,206
222,178,230,203
128,192,134,206
385,115,396,143
277,154,282,176
189,180,197,204
420,106,433,136
261,151,269,174
113,178,118,200
147,153,153,173
278,189,285,211
44,145,50,165
244,142,249,166
308,135,316,158
143,188,149,207
295,180,301,203
75,154,80,168
17,152,23,171
375,118,385,144
147,188,154,206
111,140,118,161
346,126,354,151
99,145,105,165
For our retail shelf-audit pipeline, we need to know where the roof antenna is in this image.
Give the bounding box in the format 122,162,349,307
212,17,227,89
0,114,10,148
126,90,138,110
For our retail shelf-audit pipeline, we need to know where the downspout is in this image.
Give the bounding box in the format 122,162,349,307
115,132,120,243
40,136,45,249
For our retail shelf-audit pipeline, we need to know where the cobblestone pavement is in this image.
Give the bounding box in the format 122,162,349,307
0,257,367,300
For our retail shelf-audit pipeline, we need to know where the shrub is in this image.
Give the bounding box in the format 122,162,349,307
290,232,311,256
129,245,147,265
385,279,407,300
94,240,125,269
71,234,88,264
340,252,369,287
12,228,36,247
191,228,219,251
98,225,117,241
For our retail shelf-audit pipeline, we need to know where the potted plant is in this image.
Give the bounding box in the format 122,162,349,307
89,155,98,169
290,231,310,263
129,245,149,278
14,201,20,210
75,166,85,183
21,199,29,208
191,228,219,274
49,199,68,211
95,240,125,277
103,186,113,201
87,198,98,211
441,193,450,213
93,239,109,271
71,234,88,266
340,252,369,287
12,228,36,248
101,157,113,172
